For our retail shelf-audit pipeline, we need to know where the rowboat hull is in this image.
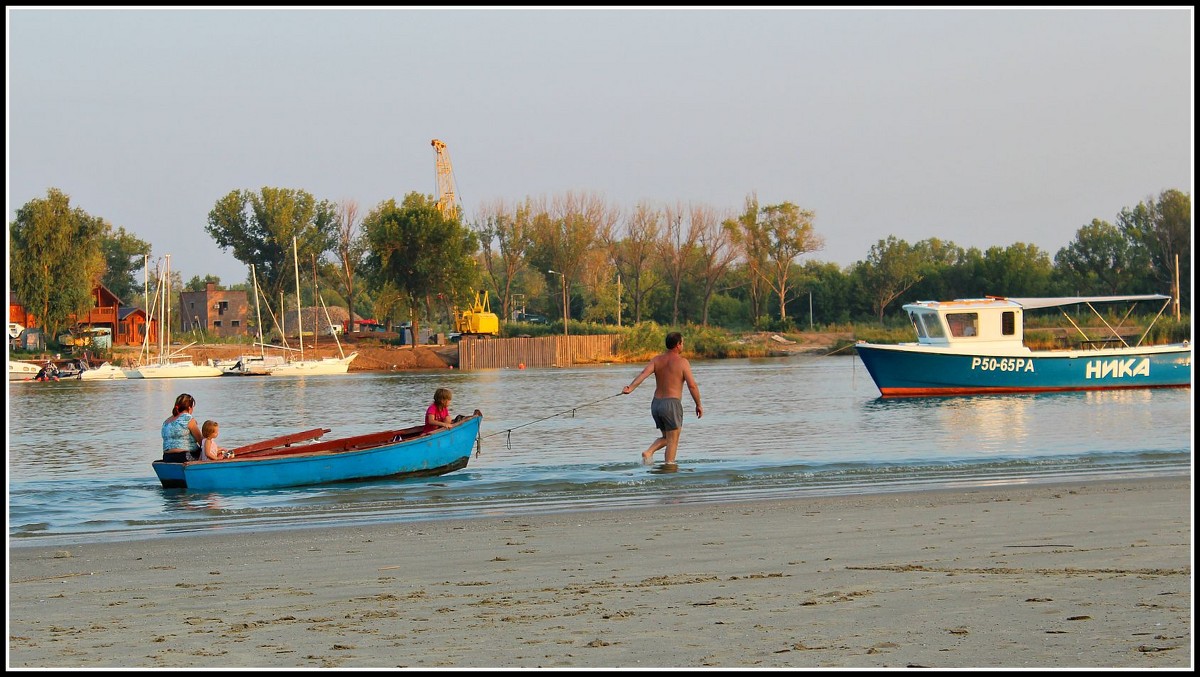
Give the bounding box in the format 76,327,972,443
153,412,481,491
855,342,1192,397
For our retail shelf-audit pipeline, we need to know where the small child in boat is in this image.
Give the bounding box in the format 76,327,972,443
201,419,234,460
423,388,453,434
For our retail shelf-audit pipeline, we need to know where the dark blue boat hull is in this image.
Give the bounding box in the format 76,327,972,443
855,343,1192,397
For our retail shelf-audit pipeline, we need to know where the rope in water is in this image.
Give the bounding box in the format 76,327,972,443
476,392,625,453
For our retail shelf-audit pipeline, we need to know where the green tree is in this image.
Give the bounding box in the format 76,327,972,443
693,209,739,326
9,188,106,341
184,275,222,292
612,201,663,324
854,236,925,322
98,224,152,304
907,238,966,303
332,199,367,332
362,192,480,341
787,261,856,327
657,204,700,325
1117,189,1191,307
476,198,536,321
205,187,338,308
979,243,1055,297
527,191,618,325
730,194,768,322
754,201,825,322
1054,219,1150,295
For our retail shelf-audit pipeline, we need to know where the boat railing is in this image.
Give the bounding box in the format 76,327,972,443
1079,337,1128,350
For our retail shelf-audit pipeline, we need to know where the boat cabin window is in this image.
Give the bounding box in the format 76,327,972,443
1002,311,1015,336
909,310,944,339
946,312,979,338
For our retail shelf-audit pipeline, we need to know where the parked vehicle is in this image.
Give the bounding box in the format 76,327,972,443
514,312,548,324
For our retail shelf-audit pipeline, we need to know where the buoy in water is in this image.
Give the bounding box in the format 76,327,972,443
518,362,525,370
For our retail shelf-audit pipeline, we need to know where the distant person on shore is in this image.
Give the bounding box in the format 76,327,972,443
201,419,234,460
621,331,703,465
161,393,203,462
35,360,59,381
424,387,453,434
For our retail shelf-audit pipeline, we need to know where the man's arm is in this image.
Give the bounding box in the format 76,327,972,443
683,360,703,418
622,361,655,394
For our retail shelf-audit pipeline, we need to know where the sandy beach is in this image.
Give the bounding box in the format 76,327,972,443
7,477,1192,669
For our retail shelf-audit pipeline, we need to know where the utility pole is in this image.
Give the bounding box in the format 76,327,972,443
312,252,319,349
617,273,622,328
1174,254,1181,321
548,269,569,365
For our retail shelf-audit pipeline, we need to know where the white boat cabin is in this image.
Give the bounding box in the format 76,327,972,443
902,294,1174,354
903,297,1025,349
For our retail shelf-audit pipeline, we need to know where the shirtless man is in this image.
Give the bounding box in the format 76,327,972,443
621,331,703,465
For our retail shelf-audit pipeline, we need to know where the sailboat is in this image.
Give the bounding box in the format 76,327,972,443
214,265,286,375
125,254,223,379
268,237,358,376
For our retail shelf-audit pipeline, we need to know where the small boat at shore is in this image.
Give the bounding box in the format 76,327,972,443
153,410,482,491
268,351,359,376
54,358,128,380
126,358,223,379
212,354,287,376
854,294,1191,397
9,359,42,381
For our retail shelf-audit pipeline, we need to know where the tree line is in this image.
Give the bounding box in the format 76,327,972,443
9,185,1191,343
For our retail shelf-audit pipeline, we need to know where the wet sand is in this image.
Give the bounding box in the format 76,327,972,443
7,477,1192,669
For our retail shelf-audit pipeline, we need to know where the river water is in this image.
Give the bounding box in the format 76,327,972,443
7,355,1192,547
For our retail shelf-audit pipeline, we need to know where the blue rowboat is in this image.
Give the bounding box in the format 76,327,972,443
153,411,482,491
855,295,1191,398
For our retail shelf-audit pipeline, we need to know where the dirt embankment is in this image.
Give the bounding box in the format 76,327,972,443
113,342,459,372
110,331,853,372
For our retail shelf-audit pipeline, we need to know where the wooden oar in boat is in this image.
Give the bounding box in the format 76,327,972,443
230,428,331,458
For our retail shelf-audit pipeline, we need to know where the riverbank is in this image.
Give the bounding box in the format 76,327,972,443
93,330,852,372
8,476,1191,669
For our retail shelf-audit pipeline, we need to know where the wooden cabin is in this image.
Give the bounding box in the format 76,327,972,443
118,306,156,348
9,289,37,329
9,284,158,347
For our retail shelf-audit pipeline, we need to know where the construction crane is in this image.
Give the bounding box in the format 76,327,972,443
430,138,496,337
431,138,461,220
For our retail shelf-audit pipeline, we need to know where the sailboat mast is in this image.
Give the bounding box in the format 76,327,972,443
293,237,304,361
251,264,265,360
164,254,172,362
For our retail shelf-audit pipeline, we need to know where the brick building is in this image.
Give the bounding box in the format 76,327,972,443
178,283,251,339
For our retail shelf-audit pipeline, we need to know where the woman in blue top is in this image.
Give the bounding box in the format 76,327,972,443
161,393,203,462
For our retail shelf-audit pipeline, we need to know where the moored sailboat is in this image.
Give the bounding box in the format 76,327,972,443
268,237,357,376
124,254,222,379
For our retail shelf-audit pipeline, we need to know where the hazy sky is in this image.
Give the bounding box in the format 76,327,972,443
7,7,1193,290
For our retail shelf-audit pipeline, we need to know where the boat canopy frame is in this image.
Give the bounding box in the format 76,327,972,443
1002,294,1173,349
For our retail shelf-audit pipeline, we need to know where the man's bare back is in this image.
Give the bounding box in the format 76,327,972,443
646,351,693,400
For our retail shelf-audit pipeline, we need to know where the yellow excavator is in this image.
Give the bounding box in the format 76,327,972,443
454,290,499,337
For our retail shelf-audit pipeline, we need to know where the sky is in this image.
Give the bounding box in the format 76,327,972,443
6,7,1194,291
